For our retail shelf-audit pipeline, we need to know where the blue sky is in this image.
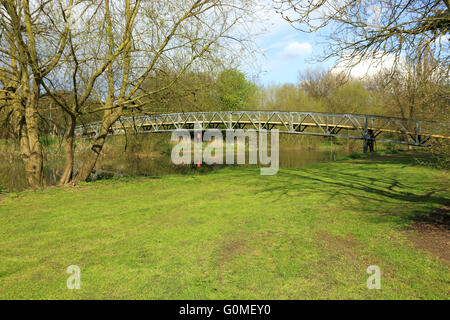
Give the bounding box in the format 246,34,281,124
235,2,408,86
244,2,400,85
247,3,336,85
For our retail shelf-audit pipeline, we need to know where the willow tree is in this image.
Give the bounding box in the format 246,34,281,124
0,0,71,189
39,0,255,184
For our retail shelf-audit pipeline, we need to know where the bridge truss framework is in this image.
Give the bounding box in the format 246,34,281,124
75,111,450,152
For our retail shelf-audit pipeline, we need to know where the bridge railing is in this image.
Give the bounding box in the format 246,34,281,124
75,111,450,147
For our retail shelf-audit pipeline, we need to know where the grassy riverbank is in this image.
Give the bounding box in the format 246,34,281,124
0,134,363,192
0,152,448,299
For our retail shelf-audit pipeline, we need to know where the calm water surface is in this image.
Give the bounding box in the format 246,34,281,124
1,147,353,191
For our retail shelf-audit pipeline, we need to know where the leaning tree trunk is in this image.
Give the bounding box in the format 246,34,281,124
59,115,76,185
73,111,120,184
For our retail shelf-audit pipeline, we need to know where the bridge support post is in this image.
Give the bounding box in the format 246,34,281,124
363,116,369,153
368,130,375,152
362,117,375,153
363,131,376,153
363,139,368,153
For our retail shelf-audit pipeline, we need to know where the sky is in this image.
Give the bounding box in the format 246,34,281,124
247,2,398,85
248,2,336,85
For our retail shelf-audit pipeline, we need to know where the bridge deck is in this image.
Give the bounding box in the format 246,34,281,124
75,111,450,147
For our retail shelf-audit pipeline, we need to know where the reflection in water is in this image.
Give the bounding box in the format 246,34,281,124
279,148,350,168
102,147,351,176
0,147,352,192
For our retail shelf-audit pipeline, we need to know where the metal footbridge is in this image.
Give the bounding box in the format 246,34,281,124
75,111,450,152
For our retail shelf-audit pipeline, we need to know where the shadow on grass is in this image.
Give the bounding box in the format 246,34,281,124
254,153,449,228
339,150,434,166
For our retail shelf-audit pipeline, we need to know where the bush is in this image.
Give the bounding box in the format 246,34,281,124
428,140,450,169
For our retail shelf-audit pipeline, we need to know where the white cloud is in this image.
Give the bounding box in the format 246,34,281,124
332,52,397,78
280,42,312,58
265,34,297,52
435,35,449,44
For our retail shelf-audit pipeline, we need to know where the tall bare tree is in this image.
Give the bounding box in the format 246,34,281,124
0,0,71,189
39,0,255,184
370,53,449,120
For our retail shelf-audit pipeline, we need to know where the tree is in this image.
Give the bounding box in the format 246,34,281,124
275,0,449,68
299,68,346,100
0,0,71,189
37,0,256,184
328,82,372,114
216,68,257,110
137,70,219,113
370,53,449,120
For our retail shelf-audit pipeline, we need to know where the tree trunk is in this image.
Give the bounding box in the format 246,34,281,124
73,111,120,184
60,115,76,185
19,97,43,189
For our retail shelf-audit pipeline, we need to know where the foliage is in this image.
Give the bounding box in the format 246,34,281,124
253,63,448,122
328,82,372,114
425,139,450,169
368,54,449,120
137,71,220,113
216,68,257,110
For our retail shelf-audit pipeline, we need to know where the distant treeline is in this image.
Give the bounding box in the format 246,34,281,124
19,55,448,142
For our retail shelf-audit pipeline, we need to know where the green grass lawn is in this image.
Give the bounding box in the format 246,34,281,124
0,153,448,299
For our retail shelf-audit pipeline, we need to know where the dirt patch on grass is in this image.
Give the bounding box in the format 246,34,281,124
315,230,361,260
215,236,249,266
213,233,253,284
405,205,450,263
312,230,396,287
304,231,377,297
